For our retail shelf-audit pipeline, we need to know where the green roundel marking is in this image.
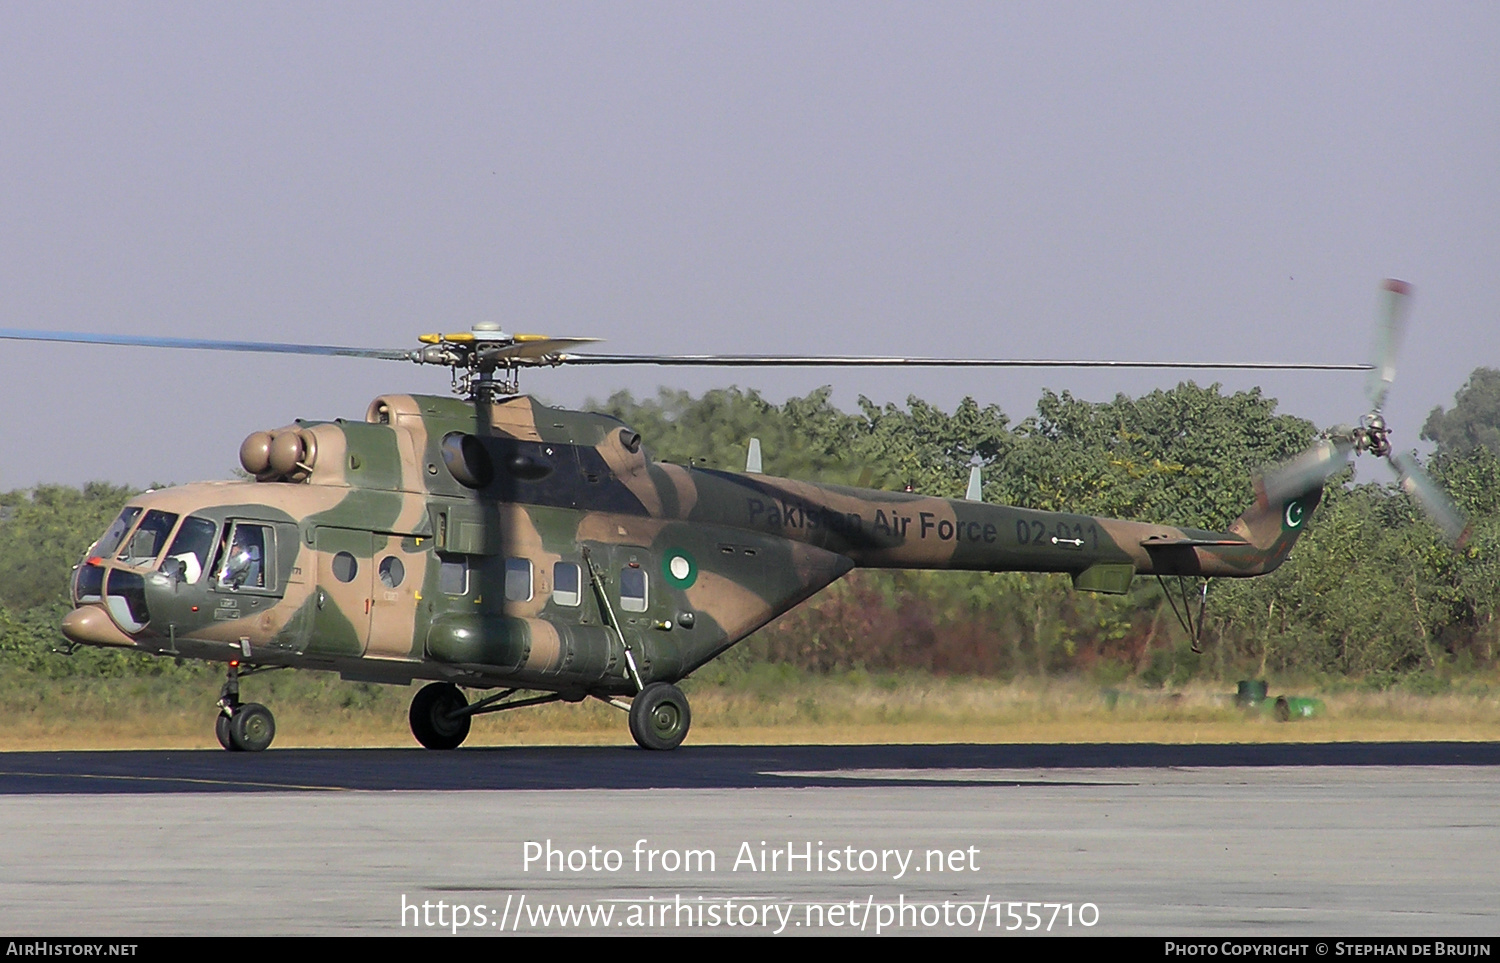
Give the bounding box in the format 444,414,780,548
662,549,698,589
1283,499,1306,530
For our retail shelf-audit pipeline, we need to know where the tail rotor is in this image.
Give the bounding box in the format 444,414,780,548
1364,278,1413,417
1255,437,1353,507
1390,450,1472,548
1258,280,1470,547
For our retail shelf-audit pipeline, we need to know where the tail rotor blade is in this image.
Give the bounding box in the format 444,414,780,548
1256,439,1353,506
1390,450,1472,548
1365,279,1413,413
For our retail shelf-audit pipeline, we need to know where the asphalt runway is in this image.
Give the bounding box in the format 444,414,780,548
1,744,1497,936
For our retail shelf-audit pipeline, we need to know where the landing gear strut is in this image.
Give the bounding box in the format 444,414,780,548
216,661,277,752
1157,574,1211,654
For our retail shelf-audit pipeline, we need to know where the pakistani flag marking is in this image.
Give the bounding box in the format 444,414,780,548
663,549,698,588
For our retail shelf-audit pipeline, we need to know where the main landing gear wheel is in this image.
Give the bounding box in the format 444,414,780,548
628,683,691,751
227,703,276,752
410,682,472,750
215,712,236,751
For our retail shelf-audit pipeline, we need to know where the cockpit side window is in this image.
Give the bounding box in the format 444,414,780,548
214,522,274,591
162,516,217,584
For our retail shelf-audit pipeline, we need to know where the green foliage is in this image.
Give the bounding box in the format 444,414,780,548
5,375,1500,689
1138,645,1201,689
0,602,214,680
994,383,1314,528
852,395,1012,496
0,483,137,611
1423,367,1500,457
595,380,1309,531
593,387,862,483
1401,670,1451,696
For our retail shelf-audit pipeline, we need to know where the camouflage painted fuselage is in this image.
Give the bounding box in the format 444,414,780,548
62,394,1319,697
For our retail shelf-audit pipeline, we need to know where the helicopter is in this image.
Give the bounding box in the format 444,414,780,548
0,281,1461,752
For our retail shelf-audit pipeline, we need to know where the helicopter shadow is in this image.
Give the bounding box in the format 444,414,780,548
0,742,1496,794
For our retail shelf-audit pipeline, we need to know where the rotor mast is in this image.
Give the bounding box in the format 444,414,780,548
409,326,600,401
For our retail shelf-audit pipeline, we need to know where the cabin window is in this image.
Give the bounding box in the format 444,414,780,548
619,566,648,612
439,557,468,596
379,556,405,588
552,562,581,607
331,552,358,583
504,558,533,602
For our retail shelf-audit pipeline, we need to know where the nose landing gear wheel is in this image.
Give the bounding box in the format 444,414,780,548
227,703,276,752
410,682,472,750
215,712,237,751
628,683,691,751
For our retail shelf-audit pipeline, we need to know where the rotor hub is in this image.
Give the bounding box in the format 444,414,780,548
410,329,601,399
1353,413,1391,458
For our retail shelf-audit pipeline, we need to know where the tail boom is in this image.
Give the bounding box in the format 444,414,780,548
698,470,1322,581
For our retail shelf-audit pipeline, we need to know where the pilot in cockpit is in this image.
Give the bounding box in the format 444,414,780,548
218,526,266,589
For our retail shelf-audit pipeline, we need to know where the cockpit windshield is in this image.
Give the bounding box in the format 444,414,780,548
115,510,180,567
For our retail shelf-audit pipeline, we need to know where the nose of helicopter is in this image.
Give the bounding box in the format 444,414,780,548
61,604,138,648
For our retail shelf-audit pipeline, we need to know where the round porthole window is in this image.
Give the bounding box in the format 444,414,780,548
332,551,358,583
379,556,405,588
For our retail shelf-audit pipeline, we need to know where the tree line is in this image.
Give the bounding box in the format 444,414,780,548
598,370,1500,685
1,370,1496,686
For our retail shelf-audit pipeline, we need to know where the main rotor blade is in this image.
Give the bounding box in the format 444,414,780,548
1255,439,1353,506
0,329,413,361
1390,450,1472,548
477,337,603,365
1365,279,1413,413
558,354,1371,371
0,330,1375,373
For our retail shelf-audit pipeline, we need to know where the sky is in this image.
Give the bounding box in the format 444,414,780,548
1,2,1497,491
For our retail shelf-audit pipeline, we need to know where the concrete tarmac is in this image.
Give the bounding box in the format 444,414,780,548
0,746,1495,936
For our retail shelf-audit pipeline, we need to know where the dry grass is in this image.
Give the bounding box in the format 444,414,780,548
3,671,1500,750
